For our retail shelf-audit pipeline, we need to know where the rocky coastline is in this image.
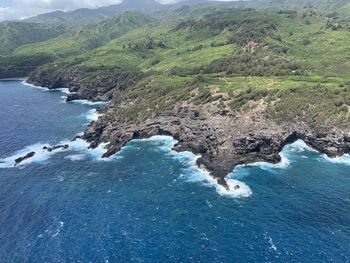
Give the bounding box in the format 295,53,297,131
27,72,350,190
83,102,350,189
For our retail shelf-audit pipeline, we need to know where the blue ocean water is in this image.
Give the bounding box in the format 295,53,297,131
0,80,350,262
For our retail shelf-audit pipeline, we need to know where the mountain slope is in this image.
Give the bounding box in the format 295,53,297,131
25,0,165,26
16,12,154,58
0,12,154,78
0,22,67,55
243,0,350,14
24,0,213,26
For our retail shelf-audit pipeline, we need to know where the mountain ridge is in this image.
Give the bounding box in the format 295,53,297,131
24,0,209,26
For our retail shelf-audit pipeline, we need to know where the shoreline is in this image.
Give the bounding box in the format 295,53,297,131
25,75,350,190
0,80,108,168
83,105,350,190
0,77,28,81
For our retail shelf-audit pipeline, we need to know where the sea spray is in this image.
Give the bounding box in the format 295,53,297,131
0,138,112,168
22,81,73,95
21,81,49,91
0,142,69,168
236,139,320,172
70,100,108,106
322,153,350,165
85,109,103,122
132,136,253,198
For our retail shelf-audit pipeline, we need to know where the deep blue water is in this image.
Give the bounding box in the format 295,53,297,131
0,80,350,262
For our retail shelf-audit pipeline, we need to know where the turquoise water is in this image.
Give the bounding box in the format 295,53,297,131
0,80,350,262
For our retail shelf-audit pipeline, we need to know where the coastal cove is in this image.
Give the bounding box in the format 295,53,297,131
0,80,350,262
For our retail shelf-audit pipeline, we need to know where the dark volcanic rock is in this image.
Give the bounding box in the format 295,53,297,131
15,152,35,166
83,102,350,189
26,66,350,190
43,144,69,152
72,135,83,142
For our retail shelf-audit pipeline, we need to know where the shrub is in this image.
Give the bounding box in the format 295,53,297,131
302,38,311,46
202,52,303,76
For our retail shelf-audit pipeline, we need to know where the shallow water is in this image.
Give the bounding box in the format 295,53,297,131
0,80,350,262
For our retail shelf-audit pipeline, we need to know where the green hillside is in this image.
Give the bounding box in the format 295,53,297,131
15,12,154,58
0,12,153,78
25,0,166,26
1,0,350,125
0,22,67,55
244,0,349,10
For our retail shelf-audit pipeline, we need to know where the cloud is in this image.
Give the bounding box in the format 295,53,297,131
0,6,16,21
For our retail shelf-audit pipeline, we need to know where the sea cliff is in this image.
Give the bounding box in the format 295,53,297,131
28,71,350,189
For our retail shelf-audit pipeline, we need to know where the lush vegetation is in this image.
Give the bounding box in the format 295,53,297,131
1,0,350,125
0,22,67,55
14,12,154,59
24,0,164,26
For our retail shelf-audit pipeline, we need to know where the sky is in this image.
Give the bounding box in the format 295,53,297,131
0,0,235,21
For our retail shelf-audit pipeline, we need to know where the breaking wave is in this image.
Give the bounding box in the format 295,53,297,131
322,154,350,165
70,100,108,106
0,142,69,168
135,136,253,198
85,109,103,122
0,137,111,169
22,81,49,91
241,140,320,171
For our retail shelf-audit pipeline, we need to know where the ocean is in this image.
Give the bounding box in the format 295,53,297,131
0,80,350,262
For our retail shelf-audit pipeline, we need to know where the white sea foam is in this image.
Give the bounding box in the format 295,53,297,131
56,88,71,95
136,136,252,198
0,142,69,168
22,80,106,122
268,236,277,251
86,109,103,122
245,152,291,170
52,221,64,238
0,137,111,168
265,234,277,251
65,154,86,161
22,81,49,91
64,138,111,162
322,154,350,165
22,81,73,95
142,135,177,151
209,175,252,198
284,139,318,153
240,139,319,171
242,139,350,171
22,81,111,107
179,159,252,198
0,81,111,167
71,99,108,106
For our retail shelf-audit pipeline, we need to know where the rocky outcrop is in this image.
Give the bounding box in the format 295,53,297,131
83,102,350,189
15,152,35,166
43,144,69,152
242,41,268,54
